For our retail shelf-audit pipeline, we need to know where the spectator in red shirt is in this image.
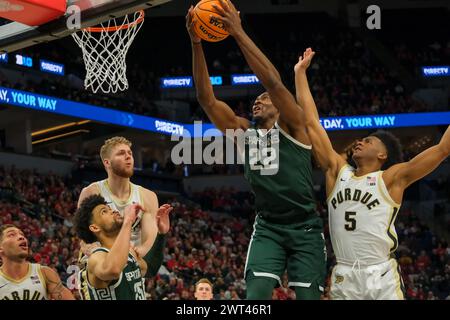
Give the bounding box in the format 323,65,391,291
416,250,431,270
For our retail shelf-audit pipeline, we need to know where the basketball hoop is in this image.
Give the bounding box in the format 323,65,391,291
72,11,145,94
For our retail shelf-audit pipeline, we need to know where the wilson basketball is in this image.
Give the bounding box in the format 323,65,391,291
193,0,230,42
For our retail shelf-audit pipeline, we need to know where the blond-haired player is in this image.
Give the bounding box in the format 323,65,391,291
78,136,160,255
194,278,214,300
77,136,170,299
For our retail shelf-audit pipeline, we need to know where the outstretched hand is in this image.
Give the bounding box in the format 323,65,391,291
294,48,316,73
186,5,201,44
156,204,173,235
212,0,243,37
123,203,145,226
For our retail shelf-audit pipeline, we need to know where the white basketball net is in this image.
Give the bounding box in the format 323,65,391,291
72,11,144,94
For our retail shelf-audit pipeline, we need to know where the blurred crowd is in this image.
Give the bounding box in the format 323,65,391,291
2,10,448,125
0,165,448,300
0,166,81,283
395,207,450,300
394,41,450,77
188,187,253,218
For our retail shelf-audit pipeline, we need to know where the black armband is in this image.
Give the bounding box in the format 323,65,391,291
142,233,167,277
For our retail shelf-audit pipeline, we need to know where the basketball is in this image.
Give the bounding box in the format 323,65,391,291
193,0,230,42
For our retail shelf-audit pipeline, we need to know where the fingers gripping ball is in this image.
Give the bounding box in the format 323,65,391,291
193,0,229,42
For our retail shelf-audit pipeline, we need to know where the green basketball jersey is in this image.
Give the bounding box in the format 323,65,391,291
244,122,316,224
86,248,146,300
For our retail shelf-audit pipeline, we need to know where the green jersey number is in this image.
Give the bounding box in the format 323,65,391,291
134,281,146,300
248,147,278,172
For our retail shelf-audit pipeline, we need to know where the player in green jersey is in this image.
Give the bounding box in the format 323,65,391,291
186,0,326,300
74,194,172,300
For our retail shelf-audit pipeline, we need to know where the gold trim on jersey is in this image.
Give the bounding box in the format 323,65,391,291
78,268,91,300
36,265,47,293
377,171,401,207
386,206,399,254
326,164,351,203
0,263,32,284
390,259,404,299
350,170,376,180
377,171,400,255
104,180,134,206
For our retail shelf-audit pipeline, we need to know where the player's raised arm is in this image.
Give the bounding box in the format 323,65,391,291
134,189,159,258
139,204,172,277
186,6,249,133
385,125,450,189
294,49,346,186
214,0,303,133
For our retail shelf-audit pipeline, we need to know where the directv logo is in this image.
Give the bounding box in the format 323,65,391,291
0,53,7,63
40,60,65,75
422,66,449,77
161,77,193,88
232,74,260,85
155,120,184,135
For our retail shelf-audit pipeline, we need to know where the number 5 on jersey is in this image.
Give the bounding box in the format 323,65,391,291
345,211,356,231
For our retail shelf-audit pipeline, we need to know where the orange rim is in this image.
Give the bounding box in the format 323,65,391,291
85,10,145,32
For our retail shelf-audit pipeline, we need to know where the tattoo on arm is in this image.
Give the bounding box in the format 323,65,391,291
47,277,65,300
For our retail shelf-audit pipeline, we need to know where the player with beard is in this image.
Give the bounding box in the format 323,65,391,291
77,136,170,299
74,195,172,300
0,225,75,300
78,137,159,251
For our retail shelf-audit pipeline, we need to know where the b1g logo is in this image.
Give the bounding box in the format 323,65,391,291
246,129,280,176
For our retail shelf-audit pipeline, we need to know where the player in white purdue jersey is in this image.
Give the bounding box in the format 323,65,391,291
0,225,74,300
74,195,172,300
76,137,171,299
78,137,161,257
295,48,450,300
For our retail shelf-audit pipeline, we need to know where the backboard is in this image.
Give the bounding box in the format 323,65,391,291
0,0,172,53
